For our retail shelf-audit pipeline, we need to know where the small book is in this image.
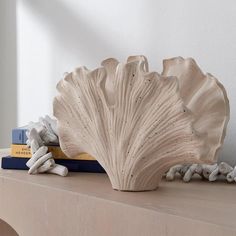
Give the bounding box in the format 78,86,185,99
12,122,43,144
1,156,105,173
11,144,95,161
12,127,28,144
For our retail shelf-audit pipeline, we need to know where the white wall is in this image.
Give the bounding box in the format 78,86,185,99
17,0,236,164
0,0,17,148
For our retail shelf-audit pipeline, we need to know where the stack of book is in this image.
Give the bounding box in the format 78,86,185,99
1,127,105,173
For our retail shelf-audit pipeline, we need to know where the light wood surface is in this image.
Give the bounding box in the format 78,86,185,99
0,149,236,236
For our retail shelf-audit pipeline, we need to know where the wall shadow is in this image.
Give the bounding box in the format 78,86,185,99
0,0,17,147
23,0,119,64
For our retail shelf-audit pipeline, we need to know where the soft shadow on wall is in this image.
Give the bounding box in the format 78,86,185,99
22,0,120,67
0,0,17,148
18,0,125,127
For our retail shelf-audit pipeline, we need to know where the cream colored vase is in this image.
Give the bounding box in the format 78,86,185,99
53,56,229,191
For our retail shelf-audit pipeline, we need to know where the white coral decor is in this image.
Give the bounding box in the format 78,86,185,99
53,56,229,191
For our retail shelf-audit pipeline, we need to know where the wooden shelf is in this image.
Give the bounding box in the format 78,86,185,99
1,149,236,236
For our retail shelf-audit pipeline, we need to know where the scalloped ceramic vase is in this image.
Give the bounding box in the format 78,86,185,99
53,56,229,191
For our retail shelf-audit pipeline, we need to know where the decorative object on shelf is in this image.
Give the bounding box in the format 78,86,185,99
166,162,236,183
26,116,68,177
162,57,230,162
53,55,229,191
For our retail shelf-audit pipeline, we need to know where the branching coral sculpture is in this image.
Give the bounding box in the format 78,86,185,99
166,162,236,183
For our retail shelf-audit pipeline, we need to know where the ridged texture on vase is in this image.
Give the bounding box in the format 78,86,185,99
162,57,230,162
53,56,209,191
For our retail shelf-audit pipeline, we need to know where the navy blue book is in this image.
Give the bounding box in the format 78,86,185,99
1,156,105,173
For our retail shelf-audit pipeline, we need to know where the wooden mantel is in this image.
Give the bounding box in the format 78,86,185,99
0,149,236,236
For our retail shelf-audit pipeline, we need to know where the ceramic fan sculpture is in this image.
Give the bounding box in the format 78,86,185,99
53,56,229,191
